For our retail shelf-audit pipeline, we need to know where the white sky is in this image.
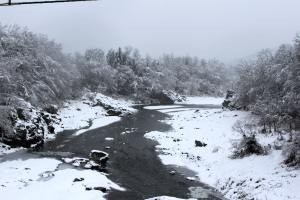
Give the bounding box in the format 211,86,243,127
1,0,300,63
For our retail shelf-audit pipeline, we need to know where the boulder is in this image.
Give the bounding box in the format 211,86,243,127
48,125,55,134
195,140,207,147
73,178,84,182
169,171,175,175
44,104,58,114
106,109,122,116
94,187,107,192
89,150,109,165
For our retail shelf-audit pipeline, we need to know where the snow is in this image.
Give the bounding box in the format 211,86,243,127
145,196,197,200
144,97,300,200
74,116,120,136
54,93,135,133
155,108,198,113
175,96,224,105
144,105,184,110
186,177,196,181
0,158,124,200
91,150,108,154
0,142,26,155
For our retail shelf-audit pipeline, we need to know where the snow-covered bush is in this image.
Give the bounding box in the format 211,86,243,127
229,119,265,159
282,133,300,167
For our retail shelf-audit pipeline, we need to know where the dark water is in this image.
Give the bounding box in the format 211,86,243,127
5,104,225,200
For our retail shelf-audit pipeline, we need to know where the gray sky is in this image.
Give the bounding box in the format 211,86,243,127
1,0,300,63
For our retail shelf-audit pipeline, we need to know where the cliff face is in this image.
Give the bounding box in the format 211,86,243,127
0,100,61,148
149,90,187,104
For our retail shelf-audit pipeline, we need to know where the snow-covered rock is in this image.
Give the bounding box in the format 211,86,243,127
89,150,109,165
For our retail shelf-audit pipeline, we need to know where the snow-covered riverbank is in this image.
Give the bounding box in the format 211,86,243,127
53,93,136,133
0,158,124,200
0,93,134,200
144,97,300,200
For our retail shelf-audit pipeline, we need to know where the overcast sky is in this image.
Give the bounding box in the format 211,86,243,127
1,0,300,63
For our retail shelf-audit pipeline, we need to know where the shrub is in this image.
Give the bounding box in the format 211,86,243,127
282,134,300,167
230,119,265,159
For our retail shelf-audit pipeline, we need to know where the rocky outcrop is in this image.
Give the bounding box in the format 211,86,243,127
222,90,242,110
150,90,187,104
44,104,58,114
91,97,132,117
1,101,61,148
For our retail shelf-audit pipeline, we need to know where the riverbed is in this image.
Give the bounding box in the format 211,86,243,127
0,103,226,200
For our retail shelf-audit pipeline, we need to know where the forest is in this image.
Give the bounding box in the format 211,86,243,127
0,23,300,166
0,23,229,108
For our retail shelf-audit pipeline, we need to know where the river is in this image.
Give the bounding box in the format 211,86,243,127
2,104,226,200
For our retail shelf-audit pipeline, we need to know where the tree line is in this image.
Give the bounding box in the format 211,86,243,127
0,23,230,108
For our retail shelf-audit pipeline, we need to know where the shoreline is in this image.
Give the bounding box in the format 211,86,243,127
0,93,135,200
144,97,300,200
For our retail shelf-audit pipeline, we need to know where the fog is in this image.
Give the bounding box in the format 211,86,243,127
1,0,299,63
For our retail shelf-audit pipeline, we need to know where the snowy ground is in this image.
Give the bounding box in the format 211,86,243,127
175,96,224,105
0,143,27,155
0,158,124,200
1,95,299,200
144,97,300,200
54,93,136,133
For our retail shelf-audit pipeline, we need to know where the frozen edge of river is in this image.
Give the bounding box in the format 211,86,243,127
144,97,300,200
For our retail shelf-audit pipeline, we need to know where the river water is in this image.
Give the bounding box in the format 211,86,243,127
2,104,226,200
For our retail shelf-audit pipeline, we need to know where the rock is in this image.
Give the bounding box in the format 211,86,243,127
106,109,122,116
150,90,174,104
84,162,92,169
42,114,51,125
73,178,84,182
89,160,100,168
16,108,28,120
72,160,81,167
195,140,207,147
89,150,109,165
44,104,58,114
169,171,175,175
186,177,196,181
48,125,55,134
94,187,107,192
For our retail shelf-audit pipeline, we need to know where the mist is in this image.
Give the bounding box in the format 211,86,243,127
1,0,300,62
